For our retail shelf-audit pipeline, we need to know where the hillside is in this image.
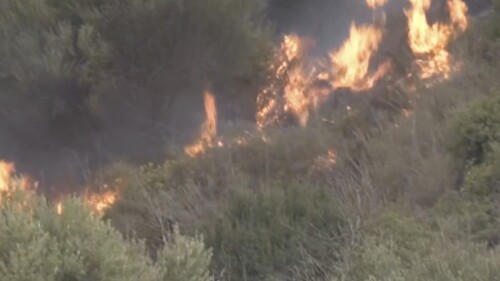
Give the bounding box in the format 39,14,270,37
1,0,500,280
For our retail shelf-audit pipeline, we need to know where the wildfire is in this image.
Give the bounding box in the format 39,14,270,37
283,34,302,63
257,34,331,128
405,0,468,80
0,161,15,194
330,23,391,92
185,89,218,157
449,0,468,32
83,190,118,214
0,159,119,215
0,161,34,204
257,34,306,128
366,0,388,9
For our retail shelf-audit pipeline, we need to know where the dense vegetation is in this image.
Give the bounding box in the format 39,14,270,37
1,0,500,280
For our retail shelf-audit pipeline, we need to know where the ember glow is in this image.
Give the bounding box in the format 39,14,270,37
311,149,338,173
330,23,391,91
185,89,218,157
405,0,468,80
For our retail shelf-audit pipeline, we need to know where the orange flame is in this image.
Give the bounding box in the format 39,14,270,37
405,0,468,80
257,34,321,128
0,160,37,210
201,89,217,143
366,0,388,9
185,89,218,157
0,161,15,195
448,0,468,32
257,35,304,128
83,191,118,214
330,23,391,92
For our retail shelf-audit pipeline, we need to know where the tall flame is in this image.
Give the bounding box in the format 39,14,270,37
201,89,217,143
257,35,311,128
448,0,468,32
330,23,391,91
185,89,218,157
405,0,468,80
0,161,15,195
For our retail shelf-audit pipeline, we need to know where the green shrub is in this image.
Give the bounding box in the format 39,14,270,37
336,236,500,281
431,192,500,245
461,143,500,197
156,226,213,281
0,180,213,281
0,0,108,85
336,212,500,281
449,93,500,166
207,182,347,281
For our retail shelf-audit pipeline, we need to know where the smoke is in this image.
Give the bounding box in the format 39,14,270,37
0,0,492,196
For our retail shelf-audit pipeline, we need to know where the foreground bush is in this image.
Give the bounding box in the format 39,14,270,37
0,181,213,281
449,93,500,166
207,183,348,281
335,213,500,281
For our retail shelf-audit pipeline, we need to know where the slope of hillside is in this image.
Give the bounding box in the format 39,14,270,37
0,0,499,280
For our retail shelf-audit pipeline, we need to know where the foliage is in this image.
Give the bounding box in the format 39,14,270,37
449,93,500,166
99,0,272,123
431,192,500,245
337,234,500,281
334,212,500,281
156,226,213,281
0,181,213,281
0,0,108,84
105,158,348,281
103,0,270,82
462,144,500,196
207,183,347,281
